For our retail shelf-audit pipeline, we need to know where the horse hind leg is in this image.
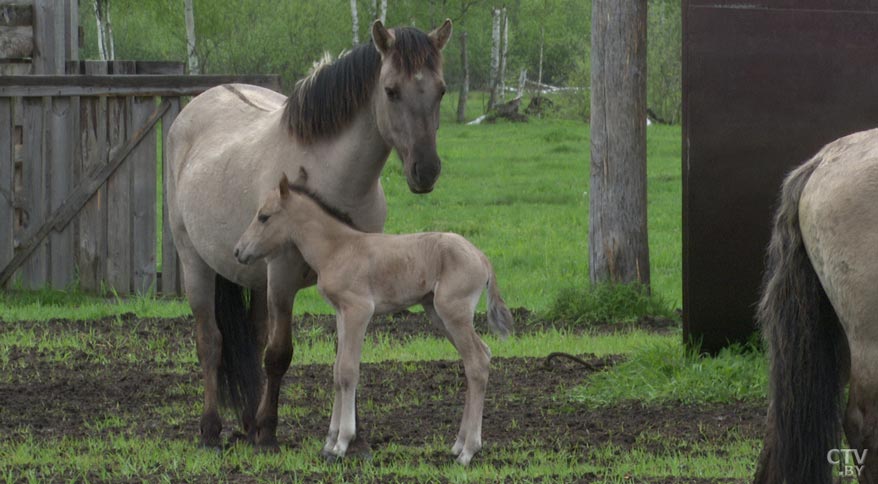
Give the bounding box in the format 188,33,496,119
178,246,223,448
433,292,490,466
845,350,878,484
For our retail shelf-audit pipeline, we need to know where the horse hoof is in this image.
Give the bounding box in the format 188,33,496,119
254,441,280,454
320,448,342,463
345,437,373,460
456,453,473,466
199,436,223,451
227,431,250,447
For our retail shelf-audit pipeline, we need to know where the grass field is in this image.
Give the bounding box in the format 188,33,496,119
0,94,771,483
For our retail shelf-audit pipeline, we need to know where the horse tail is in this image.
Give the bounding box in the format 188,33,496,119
214,275,262,424
755,154,846,484
484,260,513,339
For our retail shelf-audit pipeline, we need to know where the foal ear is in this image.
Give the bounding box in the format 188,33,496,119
372,20,395,57
279,172,290,199
429,19,453,51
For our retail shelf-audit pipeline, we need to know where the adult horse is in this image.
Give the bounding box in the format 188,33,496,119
166,20,452,450
755,129,878,483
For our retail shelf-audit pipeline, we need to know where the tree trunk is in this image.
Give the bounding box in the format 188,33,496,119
183,0,199,74
105,0,114,60
93,0,113,61
350,0,359,46
456,31,469,123
538,25,544,91
588,0,650,287
379,0,387,23
488,8,501,110
499,8,508,102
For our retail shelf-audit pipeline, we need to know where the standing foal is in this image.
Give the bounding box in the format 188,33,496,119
234,173,513,465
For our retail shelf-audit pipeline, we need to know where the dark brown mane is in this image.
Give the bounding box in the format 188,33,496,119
288,183,358,230
282,27,441,144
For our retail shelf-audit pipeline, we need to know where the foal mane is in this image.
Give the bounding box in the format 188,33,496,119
287,183,358,230
282,27,442,144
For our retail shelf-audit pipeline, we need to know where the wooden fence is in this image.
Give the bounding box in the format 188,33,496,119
0,62,281,295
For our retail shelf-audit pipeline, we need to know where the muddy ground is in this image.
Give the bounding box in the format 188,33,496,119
0,314,764,483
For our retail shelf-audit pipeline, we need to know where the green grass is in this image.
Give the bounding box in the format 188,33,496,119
570,338,768,407
544,283,676,324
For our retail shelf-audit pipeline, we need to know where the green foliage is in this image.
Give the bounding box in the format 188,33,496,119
545,283,676,325
571,339,768,407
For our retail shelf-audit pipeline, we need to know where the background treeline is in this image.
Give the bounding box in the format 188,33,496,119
79,0,681,123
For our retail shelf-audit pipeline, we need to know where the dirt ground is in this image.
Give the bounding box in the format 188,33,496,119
0,314,764,483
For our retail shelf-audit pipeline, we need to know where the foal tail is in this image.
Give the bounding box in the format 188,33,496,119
484,261,513,339
214,275,263,426
754,155,846,484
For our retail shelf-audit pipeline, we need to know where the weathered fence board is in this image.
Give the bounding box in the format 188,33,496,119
21,96,45,288
0,98,12,285
131,95,157,293
161,97,182,296
48,93,75,288
78,60,108,292
105,61,135,293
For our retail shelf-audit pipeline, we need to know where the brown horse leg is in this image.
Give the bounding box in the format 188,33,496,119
253,262,297,450
181,256,223,448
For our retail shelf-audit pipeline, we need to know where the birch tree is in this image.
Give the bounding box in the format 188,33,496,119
93,0,114,61
456,31,469,122
183,0,199,74
499,8,508,102
589,0,650,287
350,0,359,45
488,8,501,110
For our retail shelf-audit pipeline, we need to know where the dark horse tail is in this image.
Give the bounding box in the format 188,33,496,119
214,275,262,427
754,155,847,484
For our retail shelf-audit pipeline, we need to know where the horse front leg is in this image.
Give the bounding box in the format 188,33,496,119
253,259,300,451
326,301,373,459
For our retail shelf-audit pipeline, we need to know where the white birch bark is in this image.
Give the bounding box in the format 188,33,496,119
379,0,387,23
488,8,501,110
499,8,508,101
350,0,359,46
184,0,199,74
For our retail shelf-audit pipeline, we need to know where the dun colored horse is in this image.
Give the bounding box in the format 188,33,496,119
234,171,514,465
166,20,453,450
755,129,878,483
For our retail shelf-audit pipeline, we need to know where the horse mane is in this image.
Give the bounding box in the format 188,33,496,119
287,183,358,230
282,27,441,144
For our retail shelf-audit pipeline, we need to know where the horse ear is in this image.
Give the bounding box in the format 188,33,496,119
372,20,395,56
279,172,290,199
429,19,453,51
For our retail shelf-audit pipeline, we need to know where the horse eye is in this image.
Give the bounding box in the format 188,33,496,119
258,214,269,224
385,87,399,100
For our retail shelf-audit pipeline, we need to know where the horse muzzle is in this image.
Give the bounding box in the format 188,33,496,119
405,150,441,194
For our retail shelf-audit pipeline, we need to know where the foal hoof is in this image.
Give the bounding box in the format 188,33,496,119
320,447,342,463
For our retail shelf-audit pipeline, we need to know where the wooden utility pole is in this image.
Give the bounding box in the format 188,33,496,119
588,0,650,287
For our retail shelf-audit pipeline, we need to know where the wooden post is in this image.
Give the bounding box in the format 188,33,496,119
588,0,650,287
48,91,75,288
130,93,157,294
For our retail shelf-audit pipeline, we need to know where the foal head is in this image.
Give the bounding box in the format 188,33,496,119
234,174,295,265
372,20,452,194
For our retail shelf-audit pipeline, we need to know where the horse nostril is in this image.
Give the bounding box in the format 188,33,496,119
234,248,240,258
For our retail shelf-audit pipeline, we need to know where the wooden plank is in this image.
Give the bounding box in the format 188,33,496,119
130,95,156,293
47,94,74,288
0,100,170,287
77,60,107,292
0,98,12,288
0,26,32,58
0,3,34,27
0,74,284,97
30,0,53,74
160,97,181,296
105,60,135,294
20,96,45,288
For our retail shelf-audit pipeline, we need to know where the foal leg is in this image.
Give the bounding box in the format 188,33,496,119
253,259,300,450
434,294,490,465
328,301,373,458
179,253,223,448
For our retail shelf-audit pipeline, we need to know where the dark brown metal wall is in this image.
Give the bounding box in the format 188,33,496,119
682,0,878,353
